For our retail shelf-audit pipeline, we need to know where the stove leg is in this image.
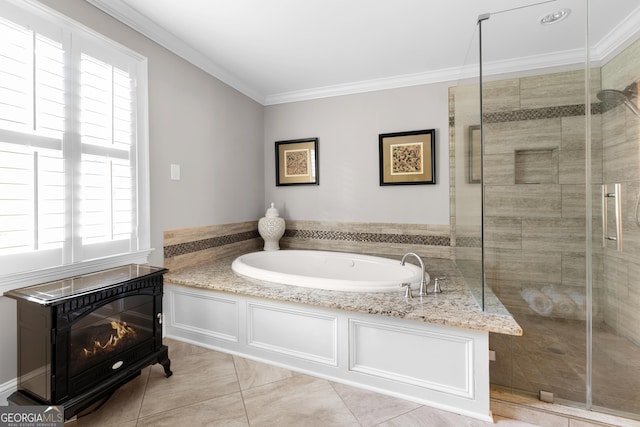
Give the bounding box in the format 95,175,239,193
160,357,172,378
158,345,173,377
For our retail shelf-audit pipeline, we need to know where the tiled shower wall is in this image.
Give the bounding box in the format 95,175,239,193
480,68,604,325
599,39,640,345
450,38,640,346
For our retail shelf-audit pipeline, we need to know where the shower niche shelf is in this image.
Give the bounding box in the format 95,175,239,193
514,148,558,184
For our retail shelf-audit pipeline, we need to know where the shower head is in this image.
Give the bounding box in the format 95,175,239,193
597,89,628,105
597,85,640,119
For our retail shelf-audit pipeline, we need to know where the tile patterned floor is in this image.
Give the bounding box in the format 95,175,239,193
65,338,542,427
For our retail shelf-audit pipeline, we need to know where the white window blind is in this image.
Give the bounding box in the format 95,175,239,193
0,1,150,286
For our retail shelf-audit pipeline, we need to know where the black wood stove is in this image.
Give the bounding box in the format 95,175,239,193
5,264,172,420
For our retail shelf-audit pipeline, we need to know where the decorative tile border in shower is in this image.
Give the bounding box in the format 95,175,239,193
483,103,603,123
449,102,604,127
455,236,482,248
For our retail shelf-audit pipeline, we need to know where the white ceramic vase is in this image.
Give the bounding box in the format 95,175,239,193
258,203,285,251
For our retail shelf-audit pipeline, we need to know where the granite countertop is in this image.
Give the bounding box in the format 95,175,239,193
165,254,523,336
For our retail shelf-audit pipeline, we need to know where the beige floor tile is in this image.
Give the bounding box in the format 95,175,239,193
72,367,150,427
241,374,359,426
78,421,137,427
62,340,636,427
136,392,249,426
330,381,421,426
233,356,296,390
138,349,240,418
377,405,482,427
164,337,212,360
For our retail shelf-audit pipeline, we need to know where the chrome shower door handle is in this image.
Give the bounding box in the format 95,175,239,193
602,184,622,251
614,183,623,251
602,184,608,248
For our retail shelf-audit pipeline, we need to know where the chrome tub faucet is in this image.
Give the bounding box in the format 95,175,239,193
400,252,428,296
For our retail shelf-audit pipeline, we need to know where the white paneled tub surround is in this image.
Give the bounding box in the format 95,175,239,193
164,284,492,422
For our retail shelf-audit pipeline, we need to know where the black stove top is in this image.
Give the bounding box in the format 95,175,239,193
5,264,167,305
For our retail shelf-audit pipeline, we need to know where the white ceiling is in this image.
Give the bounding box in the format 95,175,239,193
87,0,640,105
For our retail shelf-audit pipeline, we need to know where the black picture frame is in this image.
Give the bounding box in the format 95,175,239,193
275,138,319,186
379,129,436,185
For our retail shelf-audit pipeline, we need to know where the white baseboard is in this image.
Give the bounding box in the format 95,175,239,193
0,378,17,406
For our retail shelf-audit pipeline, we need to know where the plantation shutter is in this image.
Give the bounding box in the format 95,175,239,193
0,1,150,283
78,47,136,260
0,15,66,272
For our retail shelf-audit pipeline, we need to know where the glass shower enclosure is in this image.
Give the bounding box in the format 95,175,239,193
452,0,640,420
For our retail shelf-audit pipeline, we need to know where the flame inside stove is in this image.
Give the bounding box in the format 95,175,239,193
83,321,137,357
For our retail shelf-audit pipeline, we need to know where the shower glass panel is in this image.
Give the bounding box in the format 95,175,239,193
590,0,640,416
475,0,640,420
480,0,590,409
451,23,483,307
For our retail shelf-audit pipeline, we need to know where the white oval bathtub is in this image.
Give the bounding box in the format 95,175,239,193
231,250,427,292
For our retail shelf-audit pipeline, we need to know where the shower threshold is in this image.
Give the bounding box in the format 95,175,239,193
490,387,640,426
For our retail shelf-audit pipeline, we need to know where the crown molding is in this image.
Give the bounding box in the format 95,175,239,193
264,67,466,105
591,5,640,65
264,48,587,105
85,0,639,106
482,48,586,77
85,0,266,105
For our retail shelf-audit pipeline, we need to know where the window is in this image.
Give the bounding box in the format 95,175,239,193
0,1,150,289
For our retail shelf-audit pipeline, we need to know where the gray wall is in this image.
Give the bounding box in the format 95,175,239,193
0,0,265,388
264,84,451,224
